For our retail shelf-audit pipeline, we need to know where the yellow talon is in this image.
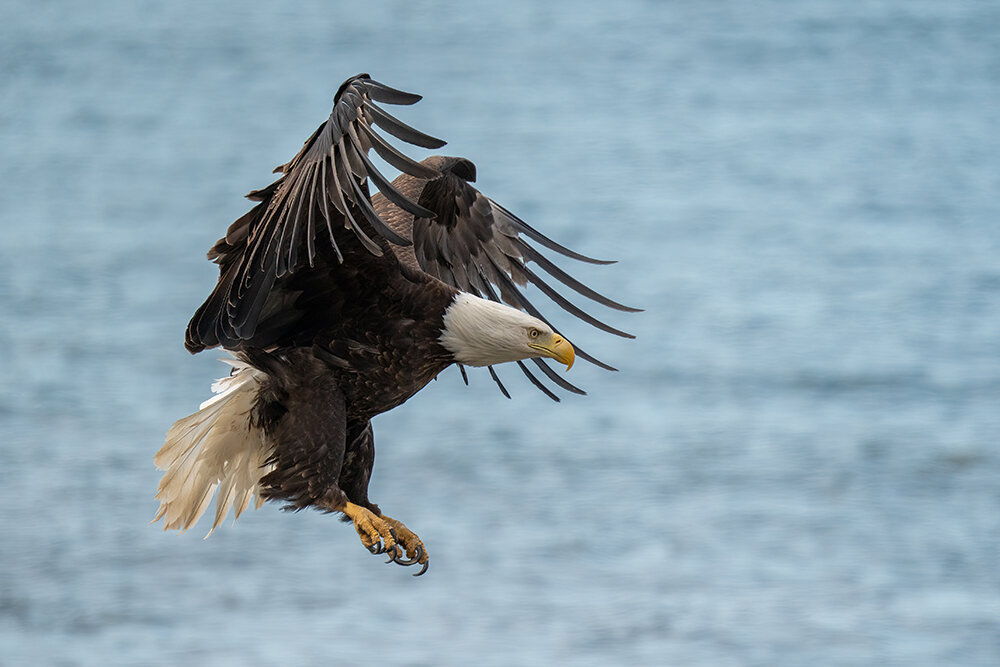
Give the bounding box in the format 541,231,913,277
381,515,429,564
340,503,429,575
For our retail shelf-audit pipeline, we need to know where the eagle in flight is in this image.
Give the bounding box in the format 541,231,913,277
154,74,637,575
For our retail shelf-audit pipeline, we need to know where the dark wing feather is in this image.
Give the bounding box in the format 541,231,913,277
371,155,640,399
185,75,446,353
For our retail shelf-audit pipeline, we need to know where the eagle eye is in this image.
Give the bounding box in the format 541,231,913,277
528,328,540,339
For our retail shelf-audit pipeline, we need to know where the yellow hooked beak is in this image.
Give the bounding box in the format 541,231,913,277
530,333,575,371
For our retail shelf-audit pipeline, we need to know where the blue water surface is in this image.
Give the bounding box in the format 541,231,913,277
2,1,999,665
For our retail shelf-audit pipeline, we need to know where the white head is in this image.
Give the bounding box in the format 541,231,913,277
439,293,575,369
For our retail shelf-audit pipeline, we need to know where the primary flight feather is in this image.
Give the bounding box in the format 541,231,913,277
156,74,637,575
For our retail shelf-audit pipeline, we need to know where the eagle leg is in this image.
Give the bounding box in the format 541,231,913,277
379,514,430,576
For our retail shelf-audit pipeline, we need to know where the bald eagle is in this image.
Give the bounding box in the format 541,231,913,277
154,75,637,575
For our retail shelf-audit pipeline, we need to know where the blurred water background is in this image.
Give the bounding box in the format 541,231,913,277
2,1,999,665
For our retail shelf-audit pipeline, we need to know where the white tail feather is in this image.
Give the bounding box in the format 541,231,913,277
154,358,274,537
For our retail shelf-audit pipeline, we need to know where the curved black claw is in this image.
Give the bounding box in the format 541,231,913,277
367,541,384,555
393,544,423,566
383,528,400,563
412,560,429,577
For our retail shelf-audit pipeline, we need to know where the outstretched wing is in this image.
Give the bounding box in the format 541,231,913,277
372,156,641,400
186,74,445,353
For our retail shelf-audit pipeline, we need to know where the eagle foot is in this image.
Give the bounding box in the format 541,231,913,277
380,515,429,576
341,503,428,575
